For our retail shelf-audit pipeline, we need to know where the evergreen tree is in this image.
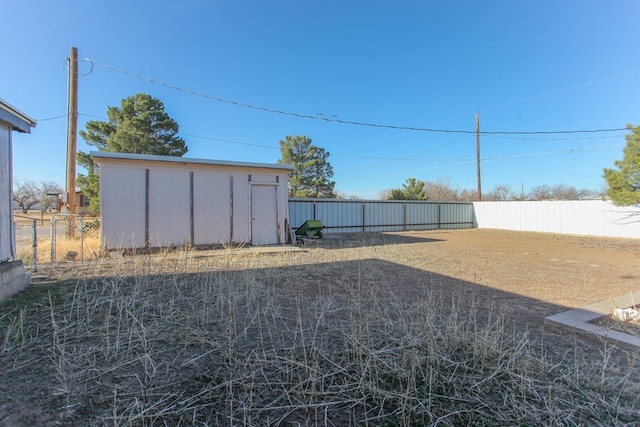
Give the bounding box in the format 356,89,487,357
277,135,336,198
77,93,188,213
388,178,426,200
604,124,640,206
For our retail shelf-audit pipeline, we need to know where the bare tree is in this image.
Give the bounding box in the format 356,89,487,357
377,189,392,200
484,184,516,201
12,179,64,213
529,183,597,201
12,180,40,213
39,181,64,211
528,184,553,200
458,188,478,201
424,177,460,201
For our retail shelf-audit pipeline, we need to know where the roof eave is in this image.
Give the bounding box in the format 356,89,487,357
0,98,37,133
90,151,295,172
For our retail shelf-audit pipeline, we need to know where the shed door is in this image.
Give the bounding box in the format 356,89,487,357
251,185,278,245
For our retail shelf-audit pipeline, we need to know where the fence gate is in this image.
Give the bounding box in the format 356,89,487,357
50,214,84,262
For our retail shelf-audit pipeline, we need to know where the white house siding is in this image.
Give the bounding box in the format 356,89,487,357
0,124,12,262
93,152,292,249
473,200,640,239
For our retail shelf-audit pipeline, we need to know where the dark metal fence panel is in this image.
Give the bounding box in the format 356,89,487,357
289,199,475,233
316,200,362,233
405,202,440,231
288,199,314,230
364,201,404,232
438,202,474,229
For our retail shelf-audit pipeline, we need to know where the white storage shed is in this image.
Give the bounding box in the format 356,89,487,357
91,152,294,250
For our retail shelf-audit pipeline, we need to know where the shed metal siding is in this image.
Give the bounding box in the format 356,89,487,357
101,165,146,248
0,124,12,262
95,153,291,249
193,171,231,244
148,168,191,247
232,173,250,242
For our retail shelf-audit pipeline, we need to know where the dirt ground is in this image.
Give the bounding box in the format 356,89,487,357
4,228,640,425
298,228,640,332
37,227,640,334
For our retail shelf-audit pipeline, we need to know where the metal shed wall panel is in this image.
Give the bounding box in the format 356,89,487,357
101,165,146,249
193,171,231,244
95,154,291,248
0,125,12,262
148,169,191,247
233,174,250,242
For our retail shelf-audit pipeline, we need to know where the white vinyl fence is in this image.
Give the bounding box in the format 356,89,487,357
473,200,640,239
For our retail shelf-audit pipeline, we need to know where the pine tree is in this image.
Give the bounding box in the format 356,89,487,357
277,135,336,198
388,178,426,200
604,125,640,206
77,93,187,213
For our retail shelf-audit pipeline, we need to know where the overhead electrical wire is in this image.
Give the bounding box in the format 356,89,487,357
83,57,629,136
78,111,625,163
36,113,68,122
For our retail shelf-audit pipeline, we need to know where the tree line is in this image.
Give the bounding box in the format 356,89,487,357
13,93,640,213
380,178,603,202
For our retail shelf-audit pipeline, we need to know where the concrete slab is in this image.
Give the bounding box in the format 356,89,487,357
545,290,640,351
0,261,31,302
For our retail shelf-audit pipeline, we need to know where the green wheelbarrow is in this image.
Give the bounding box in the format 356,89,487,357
295,220,324,239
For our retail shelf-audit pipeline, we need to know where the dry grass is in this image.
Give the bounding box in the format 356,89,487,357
1,237,639,426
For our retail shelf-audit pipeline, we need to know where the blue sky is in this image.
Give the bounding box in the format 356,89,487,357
3,0,640,199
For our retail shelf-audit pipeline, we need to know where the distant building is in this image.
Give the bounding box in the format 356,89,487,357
74,190,91,214
0,98,36,301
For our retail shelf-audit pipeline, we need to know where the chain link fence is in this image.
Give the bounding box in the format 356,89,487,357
14,213,101,269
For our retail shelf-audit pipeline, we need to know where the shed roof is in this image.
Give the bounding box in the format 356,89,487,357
90,151,295,171
0,98,37,133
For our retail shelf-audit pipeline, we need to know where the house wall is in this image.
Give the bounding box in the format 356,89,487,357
0,123,13,262
98,158,290,249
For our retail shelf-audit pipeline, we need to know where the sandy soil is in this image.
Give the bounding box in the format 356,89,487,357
303,229,640,330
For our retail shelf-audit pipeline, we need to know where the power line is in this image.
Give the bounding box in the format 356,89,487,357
485,133,627,141
37,113,68,122
179,133,276,150
84,57,630,136
77,110,626,164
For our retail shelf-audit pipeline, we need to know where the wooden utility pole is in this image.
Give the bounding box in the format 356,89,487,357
476,112,482,201
66,46,78,215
